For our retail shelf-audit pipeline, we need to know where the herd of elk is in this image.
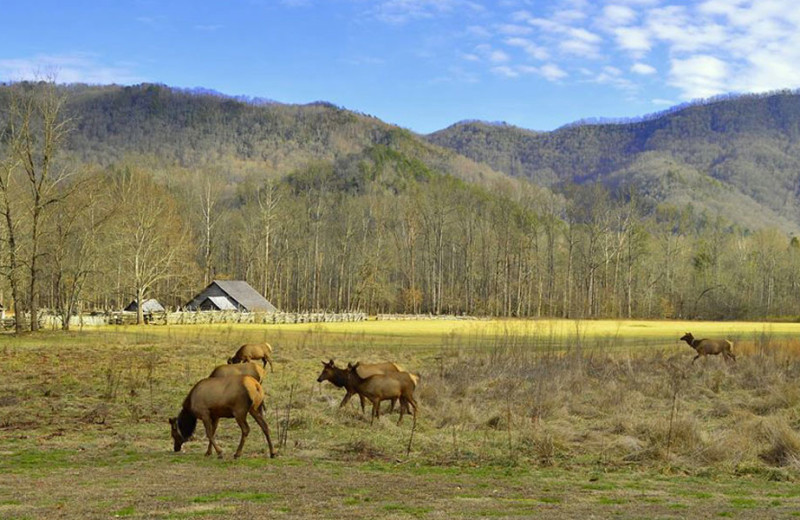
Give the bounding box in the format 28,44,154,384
169,330,739,457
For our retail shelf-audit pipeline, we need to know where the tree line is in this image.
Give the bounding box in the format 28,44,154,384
2,82,800,331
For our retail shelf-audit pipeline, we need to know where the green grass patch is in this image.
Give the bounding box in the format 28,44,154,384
729,498,759,509
0,450,76,474
111,505,136,517
596,496,629,505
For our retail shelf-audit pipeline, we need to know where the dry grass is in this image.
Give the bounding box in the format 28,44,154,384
2,322,800,476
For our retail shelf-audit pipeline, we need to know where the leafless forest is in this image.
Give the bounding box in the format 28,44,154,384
2,81,800,334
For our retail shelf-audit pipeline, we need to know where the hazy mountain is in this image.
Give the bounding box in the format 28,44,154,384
427,92,800,233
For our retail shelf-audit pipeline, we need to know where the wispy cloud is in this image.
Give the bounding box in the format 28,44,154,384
0,53,145,85
482,0,800,103
370,0,472,24
631,62,656,75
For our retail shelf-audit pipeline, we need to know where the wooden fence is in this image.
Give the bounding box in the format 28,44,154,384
5,311,477,330
30,311,367,328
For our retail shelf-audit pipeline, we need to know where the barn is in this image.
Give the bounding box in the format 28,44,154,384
124,298,165,313
185,280,278,313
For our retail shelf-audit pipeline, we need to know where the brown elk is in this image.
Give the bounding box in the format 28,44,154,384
169,375,276,459
346,362,418,425
316,359,411,413
227,342,274,372
209,361,266,382
680,332,736,364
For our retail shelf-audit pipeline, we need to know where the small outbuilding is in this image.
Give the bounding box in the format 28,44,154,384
185,280,278,313
124,298,165,313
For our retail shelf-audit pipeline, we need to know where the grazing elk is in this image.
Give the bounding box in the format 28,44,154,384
227,342,274,372
169,375,276,459
346,362,418,425
316,359,411,413
209,361,266,382
680,332,736,364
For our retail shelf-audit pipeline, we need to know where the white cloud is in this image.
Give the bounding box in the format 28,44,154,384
613,27,651,54
504,37,549,60
652,98,676,106
492,65,519,78
468,0,800,100
0,53,145,85
669,55,730,100
602,4,637,26
490,50,510,63
631,62,656,75
540,63,567,81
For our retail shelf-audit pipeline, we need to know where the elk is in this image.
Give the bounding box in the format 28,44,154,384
209,361,266,382
680,332,736,364
316,359,412,413
346,362,418,425
227,342,274,372
169,375,276,459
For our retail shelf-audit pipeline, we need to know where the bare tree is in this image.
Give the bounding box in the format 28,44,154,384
112,165,194,324
0,80,75,331
0,129,25,333
49,170,113,329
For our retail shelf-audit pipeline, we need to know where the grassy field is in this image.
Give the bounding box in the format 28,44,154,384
3,318,800,519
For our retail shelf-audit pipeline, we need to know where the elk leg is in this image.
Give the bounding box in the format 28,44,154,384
201,416,223,458
397,397,406,425
250,408,276,458
370,399,379,425
692,354,700,364
205,417,220,456
339,390,354,409
233,414,250,459
360,394,367,414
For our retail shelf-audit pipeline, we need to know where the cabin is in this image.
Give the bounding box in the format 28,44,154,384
124,298,165,313
185,280,278,313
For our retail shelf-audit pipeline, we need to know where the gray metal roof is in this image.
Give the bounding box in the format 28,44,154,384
205,296,238,310
124,298,165,313
213,280,278,312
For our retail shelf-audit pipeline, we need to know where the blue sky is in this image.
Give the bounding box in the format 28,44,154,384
2,0,800,133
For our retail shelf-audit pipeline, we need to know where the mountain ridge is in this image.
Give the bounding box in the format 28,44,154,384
427,90,800,233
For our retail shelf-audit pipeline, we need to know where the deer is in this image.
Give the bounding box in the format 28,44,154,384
680,332,736,364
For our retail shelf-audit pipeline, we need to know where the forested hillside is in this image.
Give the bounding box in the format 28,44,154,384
428,91,800,234
2,82,800,327
52,83,505,185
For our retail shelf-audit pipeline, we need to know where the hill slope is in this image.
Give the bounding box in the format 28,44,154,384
47,83,508,187
427,92,800,233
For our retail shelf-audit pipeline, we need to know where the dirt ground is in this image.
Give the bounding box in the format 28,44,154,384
2,445,800,519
